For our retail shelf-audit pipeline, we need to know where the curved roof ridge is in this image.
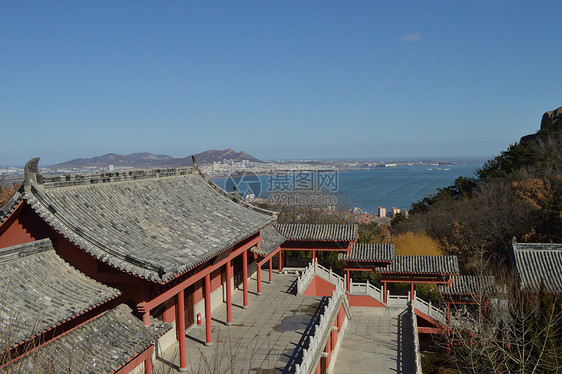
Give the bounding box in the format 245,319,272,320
41,167,194,189
195,166,278,217
0,238,53,263
25,156,277,218
10,158,275,283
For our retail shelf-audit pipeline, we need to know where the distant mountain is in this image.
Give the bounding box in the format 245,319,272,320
50,149,263,169
192,148,262,165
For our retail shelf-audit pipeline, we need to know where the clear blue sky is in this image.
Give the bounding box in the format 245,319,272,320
1,1,560,166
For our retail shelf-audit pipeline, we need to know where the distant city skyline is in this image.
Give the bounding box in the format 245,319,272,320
1,1,560,165
0,150,488,168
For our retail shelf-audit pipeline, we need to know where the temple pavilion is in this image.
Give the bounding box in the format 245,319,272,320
3,157,553,373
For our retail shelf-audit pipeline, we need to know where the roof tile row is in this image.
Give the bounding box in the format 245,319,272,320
11,304,170,373
0,239,121,349
511,242,562,292
338,243,395,262
274,223,358,242
373,255,459,275
20,168,274,283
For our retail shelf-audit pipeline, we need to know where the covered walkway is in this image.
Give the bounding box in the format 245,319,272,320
156,272,326,373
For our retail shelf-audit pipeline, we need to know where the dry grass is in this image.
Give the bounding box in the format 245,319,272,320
393,231,443,256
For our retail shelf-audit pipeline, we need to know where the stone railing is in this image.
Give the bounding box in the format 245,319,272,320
313,260,345,289
408,302,423,374
294,283,346,374
295,260,345,295
349,279,384,303
412,292,447,325
387,292,410,307
296,261,316,294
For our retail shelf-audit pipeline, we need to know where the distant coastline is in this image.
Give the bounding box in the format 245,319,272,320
212,161,483,213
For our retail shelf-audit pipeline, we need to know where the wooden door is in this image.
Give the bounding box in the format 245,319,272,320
233,256,243,287
184,285,194,327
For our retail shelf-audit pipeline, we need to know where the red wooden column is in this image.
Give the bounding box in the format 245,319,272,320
269,258,273,282
142,311,150,326
312,249,316,264
383,281,387,304
144,356,152,374
226,259,232,325
204,273,212,345
346,270,350,292
410,282,414,301
177,290,188,371
278,250,283,272
242,250,249,308
257,262,262,295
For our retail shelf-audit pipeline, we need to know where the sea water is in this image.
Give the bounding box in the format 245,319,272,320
213,161,483,213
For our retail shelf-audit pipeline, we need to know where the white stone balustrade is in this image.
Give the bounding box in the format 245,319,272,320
294,283,345,374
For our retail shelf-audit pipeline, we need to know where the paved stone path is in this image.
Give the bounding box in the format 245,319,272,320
332,306,415,374
156,272,326,373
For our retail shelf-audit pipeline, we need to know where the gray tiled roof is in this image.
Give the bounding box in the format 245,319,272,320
373,255,459,275
0,239,121,349
511,242,562,292
252,225,287,256
10,304,170,373
438,275,497,296
514,243,562,251
0,185,23,226
17,166,275,283
274,223,358,242
337,243,395,262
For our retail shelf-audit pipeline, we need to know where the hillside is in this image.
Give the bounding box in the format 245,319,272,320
393,106,562,270
50,148,263,169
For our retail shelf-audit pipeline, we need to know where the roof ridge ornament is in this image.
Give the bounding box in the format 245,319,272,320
191,155,199,172
24,157,43,187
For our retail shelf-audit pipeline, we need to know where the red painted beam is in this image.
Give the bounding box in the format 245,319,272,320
380,278,451,284
418,327,443,334
280,247,350,252
414,309,448,332
138,235,260,312
343,267,375,272
257,246,281,266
